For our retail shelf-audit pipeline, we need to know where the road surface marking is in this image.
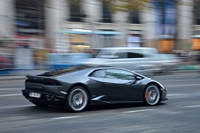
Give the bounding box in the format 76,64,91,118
166,84,200,87
0,84,23,87
50,116,80,120
167,94,185,96
0,94,21,97
0,88,22,91
0,104,33,110
180,105,200,108
157,79,200,82
122,109,153,114
167,94,192,99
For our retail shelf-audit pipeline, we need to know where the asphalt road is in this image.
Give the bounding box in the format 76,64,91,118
0,72,200,133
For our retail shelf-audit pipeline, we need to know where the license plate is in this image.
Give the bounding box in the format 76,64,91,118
29,92,41,98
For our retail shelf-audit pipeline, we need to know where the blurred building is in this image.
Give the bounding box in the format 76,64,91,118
0,0,200,52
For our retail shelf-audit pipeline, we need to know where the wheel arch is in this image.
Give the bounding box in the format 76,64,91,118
67,83,91,99
145,82,164,91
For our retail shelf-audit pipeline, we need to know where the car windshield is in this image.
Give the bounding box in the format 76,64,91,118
96,49,114,58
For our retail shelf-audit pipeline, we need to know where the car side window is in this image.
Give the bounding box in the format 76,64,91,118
90,69,106,78
106,69,135,80
114,52,128,58
127,52,144,58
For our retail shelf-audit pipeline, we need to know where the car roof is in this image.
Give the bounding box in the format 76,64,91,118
39,65,114,77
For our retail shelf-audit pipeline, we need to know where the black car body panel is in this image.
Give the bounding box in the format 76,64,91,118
22,65,167,108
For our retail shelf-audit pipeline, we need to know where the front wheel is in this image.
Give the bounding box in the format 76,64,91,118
66,86,89,112
143,84,161,106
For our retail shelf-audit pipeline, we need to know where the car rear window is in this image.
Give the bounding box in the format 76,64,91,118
39,65,92,76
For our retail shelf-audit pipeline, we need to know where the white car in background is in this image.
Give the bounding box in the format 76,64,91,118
83,47,160,75
154,54,181,73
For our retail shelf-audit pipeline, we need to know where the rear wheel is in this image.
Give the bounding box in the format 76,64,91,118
161,65,169,74
66,86,89,112
144,84,160,106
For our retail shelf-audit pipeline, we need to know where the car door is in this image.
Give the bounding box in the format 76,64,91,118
88,69,107,99
107,50,134,71
103,68,142,102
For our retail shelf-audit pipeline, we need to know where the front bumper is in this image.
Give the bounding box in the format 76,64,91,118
22,90,66,106
161,88,168,101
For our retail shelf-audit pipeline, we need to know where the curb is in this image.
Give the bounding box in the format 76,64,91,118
173,70,198,74
179,66,199,71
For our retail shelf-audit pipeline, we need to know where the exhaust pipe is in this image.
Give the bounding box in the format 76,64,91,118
46,95,52,101
51,96,59,101
46,95,59,101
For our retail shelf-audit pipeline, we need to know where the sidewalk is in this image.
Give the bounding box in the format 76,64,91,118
0,70,46,81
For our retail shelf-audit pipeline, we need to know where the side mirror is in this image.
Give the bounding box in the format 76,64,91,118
136,76,142,80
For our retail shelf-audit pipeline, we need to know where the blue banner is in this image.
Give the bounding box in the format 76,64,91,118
153,0,176,38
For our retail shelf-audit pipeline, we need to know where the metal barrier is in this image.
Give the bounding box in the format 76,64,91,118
0,52,15,70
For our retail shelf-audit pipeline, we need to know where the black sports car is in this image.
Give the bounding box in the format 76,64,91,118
22,65,167,112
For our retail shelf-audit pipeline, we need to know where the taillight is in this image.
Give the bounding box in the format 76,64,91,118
44,79,62,86
25,76,62,86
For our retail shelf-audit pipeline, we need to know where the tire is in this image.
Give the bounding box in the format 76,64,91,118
66,86,89,112
31,101,48,107
149,66,157,76
143,84,161,106
161,65,169,74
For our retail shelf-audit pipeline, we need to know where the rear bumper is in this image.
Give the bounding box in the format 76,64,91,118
22,90,66,106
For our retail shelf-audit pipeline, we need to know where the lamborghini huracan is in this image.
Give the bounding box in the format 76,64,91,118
22,65,167,112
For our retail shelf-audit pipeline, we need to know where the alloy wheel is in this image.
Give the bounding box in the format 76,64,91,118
68,88,88,111
145,85,160,105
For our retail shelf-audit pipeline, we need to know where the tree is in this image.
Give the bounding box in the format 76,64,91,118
104,0,151,13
